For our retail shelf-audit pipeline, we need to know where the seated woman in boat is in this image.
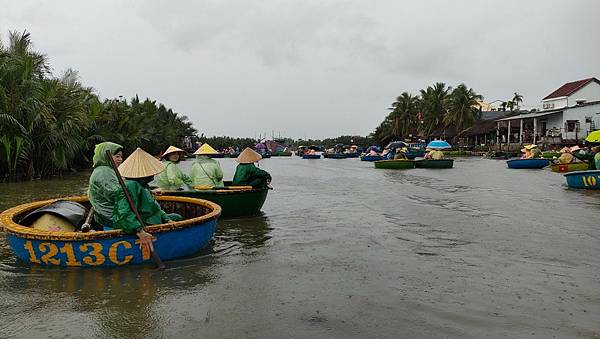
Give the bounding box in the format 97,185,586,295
113,148,182,249
88,141,124,229
393,147,409,160
233,147,272,188
556,147,574,164
189,143,225,188
521,144,541,159
156,146,191,191
424,148,444,160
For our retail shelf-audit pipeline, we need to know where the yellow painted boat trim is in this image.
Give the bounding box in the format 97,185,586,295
0,195,221,241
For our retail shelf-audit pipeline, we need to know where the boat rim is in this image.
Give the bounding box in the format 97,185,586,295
0,195,221,241
166,187,269,195
563,169,600,177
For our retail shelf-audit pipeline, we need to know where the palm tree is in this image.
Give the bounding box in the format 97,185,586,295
512,92,523,110
389,92,419,139
443,84,483,133
419,82,449,136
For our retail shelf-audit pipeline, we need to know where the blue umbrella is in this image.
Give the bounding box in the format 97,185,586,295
426,140,451,149
366,145,381,153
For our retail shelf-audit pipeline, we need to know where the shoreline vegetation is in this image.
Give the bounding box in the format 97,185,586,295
1,30,521,182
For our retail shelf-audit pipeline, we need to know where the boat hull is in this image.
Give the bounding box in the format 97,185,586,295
345,153,360,158
414,159,454,168
550,162,589,173
374,160,415,169
324,153,347,159
302,154,321,159
564,170,600,189
0,196,221,267
360,155,384,161
506,158,550,169
168,187,269,218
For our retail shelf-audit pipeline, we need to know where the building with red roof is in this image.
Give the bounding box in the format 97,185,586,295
541,77,600,110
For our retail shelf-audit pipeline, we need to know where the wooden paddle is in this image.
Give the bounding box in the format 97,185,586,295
106,150,165,269
80,207,94,233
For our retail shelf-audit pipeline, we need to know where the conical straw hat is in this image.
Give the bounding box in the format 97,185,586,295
236,147,262,164
193,143,219,155
119,148,165,178
162,145,185,158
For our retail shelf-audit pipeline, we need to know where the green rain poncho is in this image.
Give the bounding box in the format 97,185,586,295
156,161,192,190
232,163,272,188
112,178,182,234
573,150,597,170
88,142,123,226
190,156,224,187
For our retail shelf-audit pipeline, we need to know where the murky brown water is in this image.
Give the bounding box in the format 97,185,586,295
1,157,599,338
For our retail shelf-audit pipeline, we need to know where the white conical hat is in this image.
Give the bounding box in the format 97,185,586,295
236,147,262,164
119,148,165,178
193,143,219,155
162,145,186,158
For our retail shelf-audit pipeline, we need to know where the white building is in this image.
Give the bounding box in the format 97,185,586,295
496,77,600,145
541,77,600,110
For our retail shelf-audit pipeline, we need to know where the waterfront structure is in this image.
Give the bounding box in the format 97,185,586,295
494,77,600,146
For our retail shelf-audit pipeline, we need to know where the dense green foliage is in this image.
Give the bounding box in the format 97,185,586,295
0,31,196,181
372,82,483,144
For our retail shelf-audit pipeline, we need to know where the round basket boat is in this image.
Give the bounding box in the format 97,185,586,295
564,170,600,189
302,154,321,159
166,185,269,218
374,159,415,169
414,159,454,169
550,162,589,173
506,158,550,169
0,196,221,267
360,155,384,162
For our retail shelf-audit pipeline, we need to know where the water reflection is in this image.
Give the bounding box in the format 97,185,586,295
214,214,272,254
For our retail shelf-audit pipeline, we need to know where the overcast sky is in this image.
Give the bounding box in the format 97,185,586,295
2,0,599,139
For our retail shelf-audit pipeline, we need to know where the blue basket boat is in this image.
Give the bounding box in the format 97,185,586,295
360,155,384,161
506,158,550,169
302,154,321,159
0,196,221,267
564,170,600,189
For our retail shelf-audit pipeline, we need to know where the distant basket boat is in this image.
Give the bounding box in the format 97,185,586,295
374,160,415,169
302,154,321,159
506,158,550,169
324,153,347,159
414,159,454,169
550,162,589,173
0,196,221,267
564,170,600,189
344,152,360,158
273,151,292,157
360,155,384,162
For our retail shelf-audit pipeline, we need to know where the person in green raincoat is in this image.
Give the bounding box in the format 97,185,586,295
189,143,225,187
88,142,123,229
573,145,600,170
112,148,182,251
156,145,191,191
232,147,272,188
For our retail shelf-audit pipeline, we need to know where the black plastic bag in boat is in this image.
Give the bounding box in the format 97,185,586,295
19,200,88,228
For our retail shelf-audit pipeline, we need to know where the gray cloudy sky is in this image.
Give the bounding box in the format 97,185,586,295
2,0,599,139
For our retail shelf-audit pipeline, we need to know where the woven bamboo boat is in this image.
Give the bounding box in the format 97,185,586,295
0,196,221,267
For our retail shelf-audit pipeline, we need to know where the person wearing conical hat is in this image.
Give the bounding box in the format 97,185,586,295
156,145,191,191
88,142,124,229
113,148,183,249
232,147,272,188
189,143,225,187
393,147,409,160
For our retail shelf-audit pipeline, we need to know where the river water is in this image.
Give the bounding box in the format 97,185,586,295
0,157,599,338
